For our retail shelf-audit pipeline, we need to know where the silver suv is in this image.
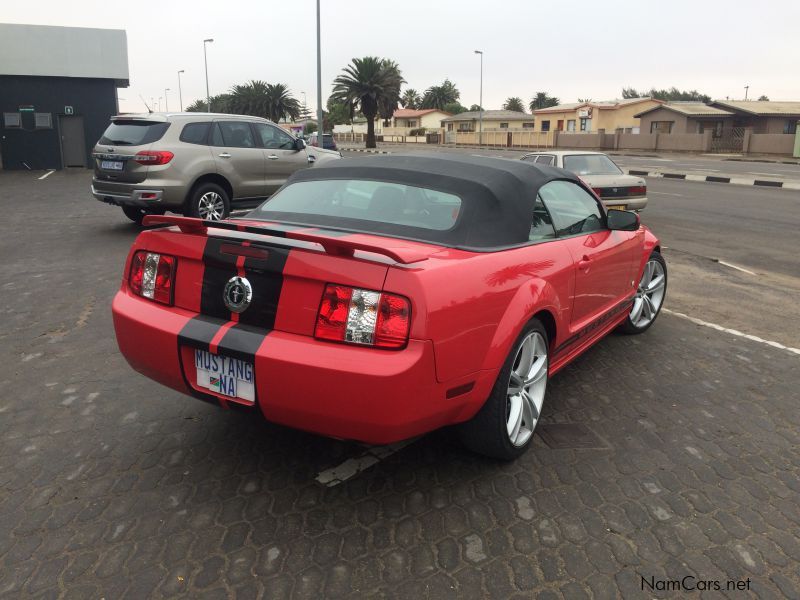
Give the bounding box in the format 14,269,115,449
91,113,342,223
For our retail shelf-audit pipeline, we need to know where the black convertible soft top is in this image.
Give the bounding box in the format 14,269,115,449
270,153,580,250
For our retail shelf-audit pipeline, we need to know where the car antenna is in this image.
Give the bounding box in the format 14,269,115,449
139,95,153,113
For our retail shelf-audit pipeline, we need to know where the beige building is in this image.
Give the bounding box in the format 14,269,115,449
634,103,735,135
440,109,534,132
710,101,800,134
533,97,663,134
390,108,451,130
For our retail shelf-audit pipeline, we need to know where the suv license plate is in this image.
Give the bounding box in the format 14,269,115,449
101,160,123,171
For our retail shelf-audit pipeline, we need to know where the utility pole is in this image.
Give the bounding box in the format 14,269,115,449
316,0,323,133
474,50,483,145
177,70,184,111
204,38,214,112
164,88,170,112
744,85,749,101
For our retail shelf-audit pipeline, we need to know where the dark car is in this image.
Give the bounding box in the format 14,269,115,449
308,132,338,151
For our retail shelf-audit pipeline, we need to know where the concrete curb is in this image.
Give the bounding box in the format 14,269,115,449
625,169,800,190
341,148,392,155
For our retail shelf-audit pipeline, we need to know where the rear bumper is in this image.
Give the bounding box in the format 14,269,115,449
602,196,648,211
112,291,495,444
91,179,186,209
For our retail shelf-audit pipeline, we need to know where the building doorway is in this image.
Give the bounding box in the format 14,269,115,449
59,115,86,167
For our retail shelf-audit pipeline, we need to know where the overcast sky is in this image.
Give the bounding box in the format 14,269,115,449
4,0,799,114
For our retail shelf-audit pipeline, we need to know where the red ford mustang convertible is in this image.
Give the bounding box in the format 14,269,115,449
113,155,666,459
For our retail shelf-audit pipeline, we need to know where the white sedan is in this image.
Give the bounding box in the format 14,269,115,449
520,151,647,211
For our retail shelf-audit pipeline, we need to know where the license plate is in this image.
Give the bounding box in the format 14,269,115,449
607,204,626,211
194,349,255,401
101,160,124,171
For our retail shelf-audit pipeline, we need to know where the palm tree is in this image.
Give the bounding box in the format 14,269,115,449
331,56,405,148
263,83,301,123
401,88,421,109
503,97,525,112
529,92,560,112
421,79,460,110
186,93,231,113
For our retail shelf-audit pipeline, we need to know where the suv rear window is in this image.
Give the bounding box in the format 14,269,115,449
179,122,211,145
99,121,170,146
252,179,461,232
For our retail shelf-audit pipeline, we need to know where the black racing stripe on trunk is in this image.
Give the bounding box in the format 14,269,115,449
177,314,223,350
201,237,239,320
236,245,290,329
217,323,269,362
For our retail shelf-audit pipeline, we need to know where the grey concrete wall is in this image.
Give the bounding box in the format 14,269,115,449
657,133,707,152
555,133,603,149
619,133,657,150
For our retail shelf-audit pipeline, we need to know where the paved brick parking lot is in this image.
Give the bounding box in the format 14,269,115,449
1,170,799,599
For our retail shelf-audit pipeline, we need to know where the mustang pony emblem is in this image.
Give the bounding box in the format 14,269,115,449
223,276,252,313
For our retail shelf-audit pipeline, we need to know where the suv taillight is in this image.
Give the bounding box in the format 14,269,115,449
129,251,176,305
134,150,174,165
315,284,410,349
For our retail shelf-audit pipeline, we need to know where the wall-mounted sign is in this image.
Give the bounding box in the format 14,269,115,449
577,108,593,118
19,105,35,112
64,106,74,115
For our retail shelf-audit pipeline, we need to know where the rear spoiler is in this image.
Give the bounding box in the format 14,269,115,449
142,215,429,265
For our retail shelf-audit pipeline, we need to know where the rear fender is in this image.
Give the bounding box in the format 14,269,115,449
479,276,562,372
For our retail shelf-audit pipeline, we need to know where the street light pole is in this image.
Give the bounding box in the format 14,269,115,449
316,0,323,133
744,85,749,101
164,88,170,112
474,50,483,146
203,38,214,112
158,97,162,112
177,70,184,111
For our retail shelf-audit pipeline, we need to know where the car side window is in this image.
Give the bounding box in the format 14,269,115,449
538,180,604,237
216,121,256,148
520,155,538,163
536,155,555,166
179,122,211,145
253,123,296,150
530,195,556,241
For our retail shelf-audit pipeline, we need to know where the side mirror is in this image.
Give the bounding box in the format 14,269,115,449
295,138,306,151
607,209,640,231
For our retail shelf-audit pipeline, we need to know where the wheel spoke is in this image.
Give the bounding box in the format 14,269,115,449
642,295,654,320
525,356,546,385
507,394,523,440
642,262,653,287
522,390,539,420
647,274,665,293
508,372,524,395
630,297,644,323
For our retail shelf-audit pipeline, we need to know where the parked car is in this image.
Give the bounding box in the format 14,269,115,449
112,155,666,460
91,113,341,224
520,151,648,211
307,131,338,151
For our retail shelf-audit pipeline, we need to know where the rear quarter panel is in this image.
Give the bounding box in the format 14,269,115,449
384,241,574,383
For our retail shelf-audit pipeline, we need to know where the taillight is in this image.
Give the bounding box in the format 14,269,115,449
134,151,174,165
315,284,410,349
591,187,603,197
628,185,646,196
129,251,176,305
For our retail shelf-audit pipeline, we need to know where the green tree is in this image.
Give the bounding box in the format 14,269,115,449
263,83,301,123
186,93,231,113
758,95,769,101
442,101,467,115
226,81,300,122
502,97,525,112
577,98,592,103
326,97,352,128
469,104,483,112
378,60,404,125
421,79,460,110
331,56,405,148
622,86,710,103
529,92,560,111
401,89,421,109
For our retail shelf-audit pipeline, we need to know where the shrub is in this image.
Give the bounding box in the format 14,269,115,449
409,127,427,136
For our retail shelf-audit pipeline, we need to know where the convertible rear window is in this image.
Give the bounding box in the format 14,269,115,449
99,121,170,146
252,179,462,231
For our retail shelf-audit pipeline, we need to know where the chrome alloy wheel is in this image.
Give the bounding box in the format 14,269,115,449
630,259,666,328
506,331,548,447
198,192,225,221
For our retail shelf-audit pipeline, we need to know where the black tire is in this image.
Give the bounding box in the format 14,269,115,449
121,205,147,225
187,182,230,221
617,251,667,335
458,318,549,460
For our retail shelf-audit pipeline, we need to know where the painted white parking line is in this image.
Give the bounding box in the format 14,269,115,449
715,260,756,275
38,170,55,180
747,172,782,177
315,438,418,486
663,309,800,356
650,191,684,197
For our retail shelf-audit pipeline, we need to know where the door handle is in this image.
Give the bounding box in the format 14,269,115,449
267,154,279,160
218,152,231,158
577,255,591,271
